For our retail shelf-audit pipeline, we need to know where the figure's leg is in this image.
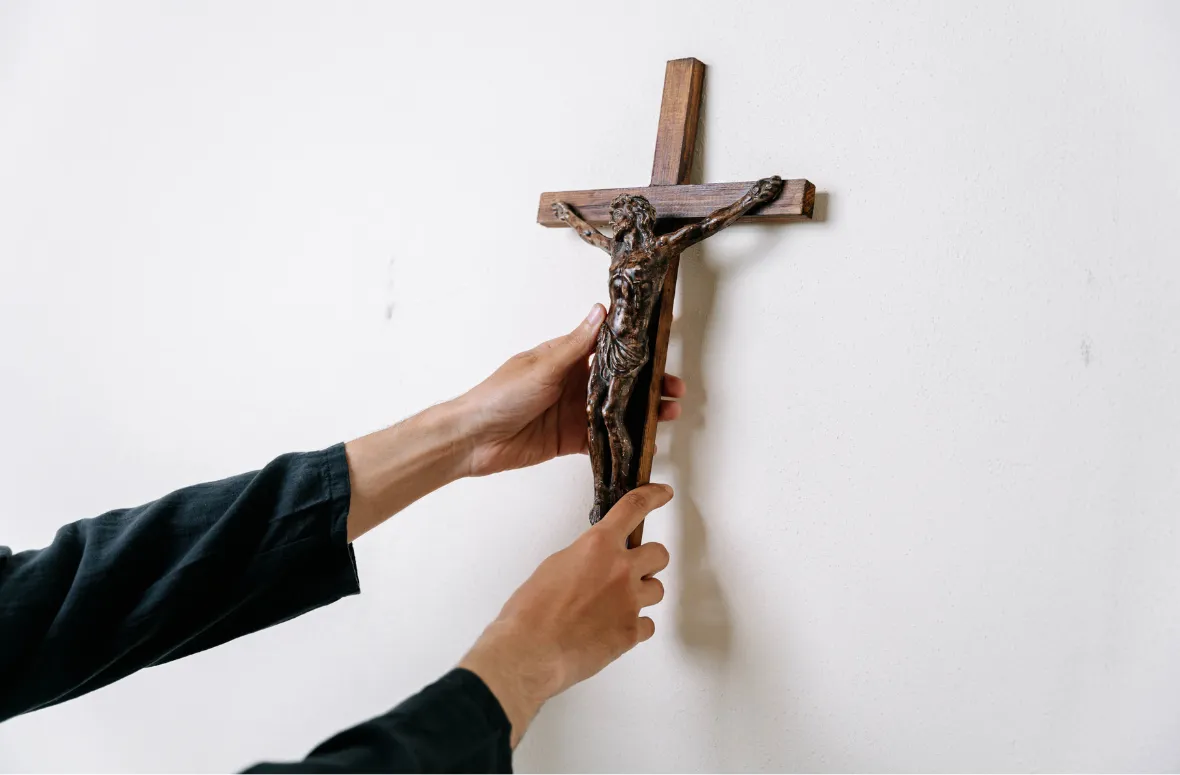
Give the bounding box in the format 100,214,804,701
586,365,609,525
601,372,638,510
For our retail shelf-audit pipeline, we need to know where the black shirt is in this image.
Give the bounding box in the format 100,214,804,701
0,444,513,772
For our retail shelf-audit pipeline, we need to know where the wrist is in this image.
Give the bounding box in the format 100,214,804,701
458,620,563,749
424,399,478,478
446,393,495,475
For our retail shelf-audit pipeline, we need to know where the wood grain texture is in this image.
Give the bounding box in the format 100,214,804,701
626,58,706,549
537,179,815,226
650,58,705,186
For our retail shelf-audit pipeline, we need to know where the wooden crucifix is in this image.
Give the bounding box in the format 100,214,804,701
537,57,814,546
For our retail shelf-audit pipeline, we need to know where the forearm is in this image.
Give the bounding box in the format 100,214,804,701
568,216,602,244
662,197,752,250
458,620,553,749
664,176,783,252
556,205,610,250
693,195,758,238
344,401,473,541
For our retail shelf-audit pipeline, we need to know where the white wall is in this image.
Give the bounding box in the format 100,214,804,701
2,1,1179,771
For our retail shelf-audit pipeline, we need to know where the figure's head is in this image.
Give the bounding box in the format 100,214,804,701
608,194,657,237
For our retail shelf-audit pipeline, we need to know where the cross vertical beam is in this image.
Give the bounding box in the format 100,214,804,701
650,58,706,186
626,57,706,548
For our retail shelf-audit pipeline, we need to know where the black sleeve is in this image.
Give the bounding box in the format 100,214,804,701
0,443,359,723
243,668,513,774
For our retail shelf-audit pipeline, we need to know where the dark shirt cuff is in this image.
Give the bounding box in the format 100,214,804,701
317,442,362,597
391,668,513,764
245,668,513,773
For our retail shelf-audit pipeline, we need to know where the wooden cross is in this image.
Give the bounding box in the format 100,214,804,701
537,57,814,546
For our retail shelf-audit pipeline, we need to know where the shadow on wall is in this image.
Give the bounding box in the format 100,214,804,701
671,227,798,771
668,242,732,660
672,204,829,659
671,86,833,676
669,89,833,766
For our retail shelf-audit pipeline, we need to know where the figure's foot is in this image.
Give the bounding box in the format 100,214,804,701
588,504,603,525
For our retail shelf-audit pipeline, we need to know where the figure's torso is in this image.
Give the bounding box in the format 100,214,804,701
606,243,666,343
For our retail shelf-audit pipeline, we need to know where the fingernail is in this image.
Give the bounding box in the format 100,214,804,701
656,483,674,497
584,304,604,327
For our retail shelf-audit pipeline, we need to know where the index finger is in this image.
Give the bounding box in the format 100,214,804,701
599,484,674,541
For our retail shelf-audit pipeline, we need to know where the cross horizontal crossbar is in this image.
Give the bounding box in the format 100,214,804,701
536,179,814,227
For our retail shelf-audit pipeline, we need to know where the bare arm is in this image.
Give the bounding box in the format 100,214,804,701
552,201,611,253
656,176,784,253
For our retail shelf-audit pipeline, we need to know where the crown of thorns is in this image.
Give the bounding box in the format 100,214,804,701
608,194,657,224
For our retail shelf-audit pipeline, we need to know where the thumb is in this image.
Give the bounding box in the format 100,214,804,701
546,304,605,365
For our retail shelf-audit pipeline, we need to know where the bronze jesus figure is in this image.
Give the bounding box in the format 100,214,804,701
553,175,784,524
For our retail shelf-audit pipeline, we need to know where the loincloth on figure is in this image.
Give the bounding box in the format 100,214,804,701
595,324,649,377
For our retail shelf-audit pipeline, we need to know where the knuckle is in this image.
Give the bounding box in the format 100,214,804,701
513,349,540,367
609,557,632,585
652,578,665,602
585,528,614,554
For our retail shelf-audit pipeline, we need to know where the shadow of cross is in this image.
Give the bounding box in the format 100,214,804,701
537,57,815,547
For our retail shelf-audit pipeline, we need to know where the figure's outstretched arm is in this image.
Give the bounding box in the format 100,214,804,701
552,202,611,253
656,176,784,254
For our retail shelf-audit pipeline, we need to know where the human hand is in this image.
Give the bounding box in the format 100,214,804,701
458,484,673,747
455,306,685,477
